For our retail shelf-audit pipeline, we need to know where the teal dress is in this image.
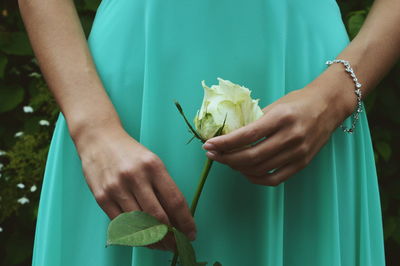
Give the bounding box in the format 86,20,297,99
32,0,386,265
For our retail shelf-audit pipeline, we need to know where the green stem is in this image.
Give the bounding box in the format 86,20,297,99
190,158,214,216
170,157,214,266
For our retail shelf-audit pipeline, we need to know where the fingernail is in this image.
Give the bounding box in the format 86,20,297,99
206,151,217,158
188,231,196,241
202,142,216,151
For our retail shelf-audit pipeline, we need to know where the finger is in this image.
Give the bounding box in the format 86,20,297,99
146,231,177,252
247,161,305,186
207,128,298,168
109,184,169,251
114,189,141,213
147,241,168,251
146,226,173,251
160,231,178,252
131,183,177,250
114,191,174,250
153,173,197,242
100,190,168,251
239,144,305,177
129,179,172,224
202,111,281,153
131,183,173,227
205,131,280,167
94,191,123,220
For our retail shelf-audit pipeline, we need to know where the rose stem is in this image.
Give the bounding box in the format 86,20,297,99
170,157,214,266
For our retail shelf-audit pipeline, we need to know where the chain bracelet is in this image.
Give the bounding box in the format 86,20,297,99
325,59,363,134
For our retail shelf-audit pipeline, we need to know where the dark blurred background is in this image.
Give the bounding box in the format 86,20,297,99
0,0,398,265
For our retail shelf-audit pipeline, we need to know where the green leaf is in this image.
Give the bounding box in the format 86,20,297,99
107,210,169,247
84,0,101,11
213,113,227,137
196,262,208,265
347,10,367,39
364,90,377,113
373,151,379,164
0,84,24,113
0,31,33,56
384,216,397,240
23,117,43,134
381,192,389,213
375,141,392,162
80,15,95,37
172,227,197,266
3,230,33,265
0,54,8,78
391,217,400,244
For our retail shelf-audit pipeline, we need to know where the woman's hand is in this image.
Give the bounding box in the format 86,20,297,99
73,124,196,252
202,78,355,186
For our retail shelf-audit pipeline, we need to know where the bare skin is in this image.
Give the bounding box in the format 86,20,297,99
203,0,400,185
17,0,196,251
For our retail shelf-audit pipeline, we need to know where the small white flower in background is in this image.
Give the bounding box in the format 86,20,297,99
0,227,3,233
30,185,37,192
14,131,24,137
0,150,6,156
29,72,42,78
194,77,264,140
23,105,34,113
39,120,50,126
17,183,25,189
0,163,3,170
17,196,30,205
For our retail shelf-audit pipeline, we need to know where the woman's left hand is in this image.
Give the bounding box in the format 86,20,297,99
202,80,356,186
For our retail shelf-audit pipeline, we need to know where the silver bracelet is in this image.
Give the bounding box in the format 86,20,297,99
325,59,363,134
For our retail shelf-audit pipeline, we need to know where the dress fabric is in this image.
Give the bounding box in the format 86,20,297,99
31,0,386,265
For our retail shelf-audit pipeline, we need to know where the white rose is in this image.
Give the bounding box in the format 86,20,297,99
194,77,264,140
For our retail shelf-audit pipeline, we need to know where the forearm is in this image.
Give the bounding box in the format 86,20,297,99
337,0,400,96
308,0,400,121
18,0,123,143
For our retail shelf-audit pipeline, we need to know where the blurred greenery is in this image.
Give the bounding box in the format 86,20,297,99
0,0,398,265
0,1,100,265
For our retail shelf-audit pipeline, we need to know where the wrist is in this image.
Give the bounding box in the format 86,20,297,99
307,63,359,124
67,113,125,152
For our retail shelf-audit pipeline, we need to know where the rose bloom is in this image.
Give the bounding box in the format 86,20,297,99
194,77,264,140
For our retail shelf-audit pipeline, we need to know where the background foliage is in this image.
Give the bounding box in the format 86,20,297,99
0,0,398,265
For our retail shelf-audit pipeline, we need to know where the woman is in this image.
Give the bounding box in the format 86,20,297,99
18,0,399,265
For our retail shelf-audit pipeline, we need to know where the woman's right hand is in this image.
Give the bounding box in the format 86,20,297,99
72,124,197,252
